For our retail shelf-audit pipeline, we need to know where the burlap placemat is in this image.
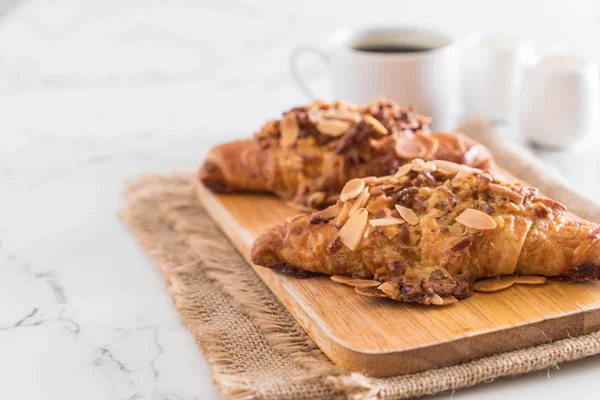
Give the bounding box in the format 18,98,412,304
120,120,600,399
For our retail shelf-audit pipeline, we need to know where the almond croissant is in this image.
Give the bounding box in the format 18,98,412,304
199,98,493,208
251,159,600,305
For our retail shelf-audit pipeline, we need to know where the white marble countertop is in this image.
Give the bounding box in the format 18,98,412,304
1,1,600,399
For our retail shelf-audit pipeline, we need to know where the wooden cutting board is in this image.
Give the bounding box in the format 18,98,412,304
195,183,600,377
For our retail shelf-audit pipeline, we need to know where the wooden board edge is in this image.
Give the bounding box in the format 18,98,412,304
195,182,600,377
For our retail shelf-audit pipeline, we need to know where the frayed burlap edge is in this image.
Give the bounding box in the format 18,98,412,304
121,120,600,400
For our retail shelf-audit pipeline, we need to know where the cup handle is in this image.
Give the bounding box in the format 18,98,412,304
289,46,330,100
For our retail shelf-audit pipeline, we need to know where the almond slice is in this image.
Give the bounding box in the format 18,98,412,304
311,99,328,109
432,160,461,175
441,295,458,305
515,275,547,285
330,275,353,284
363,115,388,134
349,188,370,216
316,119,351,137
430,294,459,305
355,286,390,298
454,166,474,180
416,135,440,159
422,161,437,173
308,108,322,124
395,204,419,225
363,176,390,185
285,201,313,213
280,113,299,147
306,191,326,208
395,138,426,159
394,163,413,178
431,294,444,305
487,183,524,205
334,202,351,229
378,282,398,297
411,158,426,171
324,108,361,123
340,178,365,202
369,217,405,227
338,208,368,251
455,208,497,230
346,279,381,288
473,275,517,292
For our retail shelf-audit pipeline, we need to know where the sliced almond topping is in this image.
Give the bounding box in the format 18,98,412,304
311,99,328,109
330,275,353,284
416,135,439,159
363,176,389,185
355,286,390,298
515,275,547,285
306,191,326,208
324,194,340,206
422,161,437,173
285,201,313,213
378,282,398,297
316,119,351,137
395,138,426,159
441,295,458,305
394,163,413,178
395,204,419,225
363,115,388,134
430,294,458,306
487,183,525,205
455,208,497,230
464,144,489,169
432,160,461,175
308,108,322,124
333,99,358,110
349,188,370,216
280,113,299,148
473,275,517,292
334,202,351,229
368,136,392,151
338,208,368,251
411,158,426,171
369,217,405,227
536,197,568,212
324,108,361,123
340,178,365,202
431,294,444,305
454,166,474,180
346,279,381,288
366,195,393,214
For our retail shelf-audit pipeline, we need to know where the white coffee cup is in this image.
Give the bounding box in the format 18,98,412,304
518,56,599,149
462,36,535,122
290,26,462,130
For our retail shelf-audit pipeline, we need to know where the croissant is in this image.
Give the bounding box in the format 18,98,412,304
199,98,493,208
251,159,600,305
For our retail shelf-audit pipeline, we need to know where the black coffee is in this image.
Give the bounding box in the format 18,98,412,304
353,45,432,54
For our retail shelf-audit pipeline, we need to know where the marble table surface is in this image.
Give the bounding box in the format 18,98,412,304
1,1,599,399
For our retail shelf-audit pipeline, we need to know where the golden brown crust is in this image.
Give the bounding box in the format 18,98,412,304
199,98,495,208
251,160,600,305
